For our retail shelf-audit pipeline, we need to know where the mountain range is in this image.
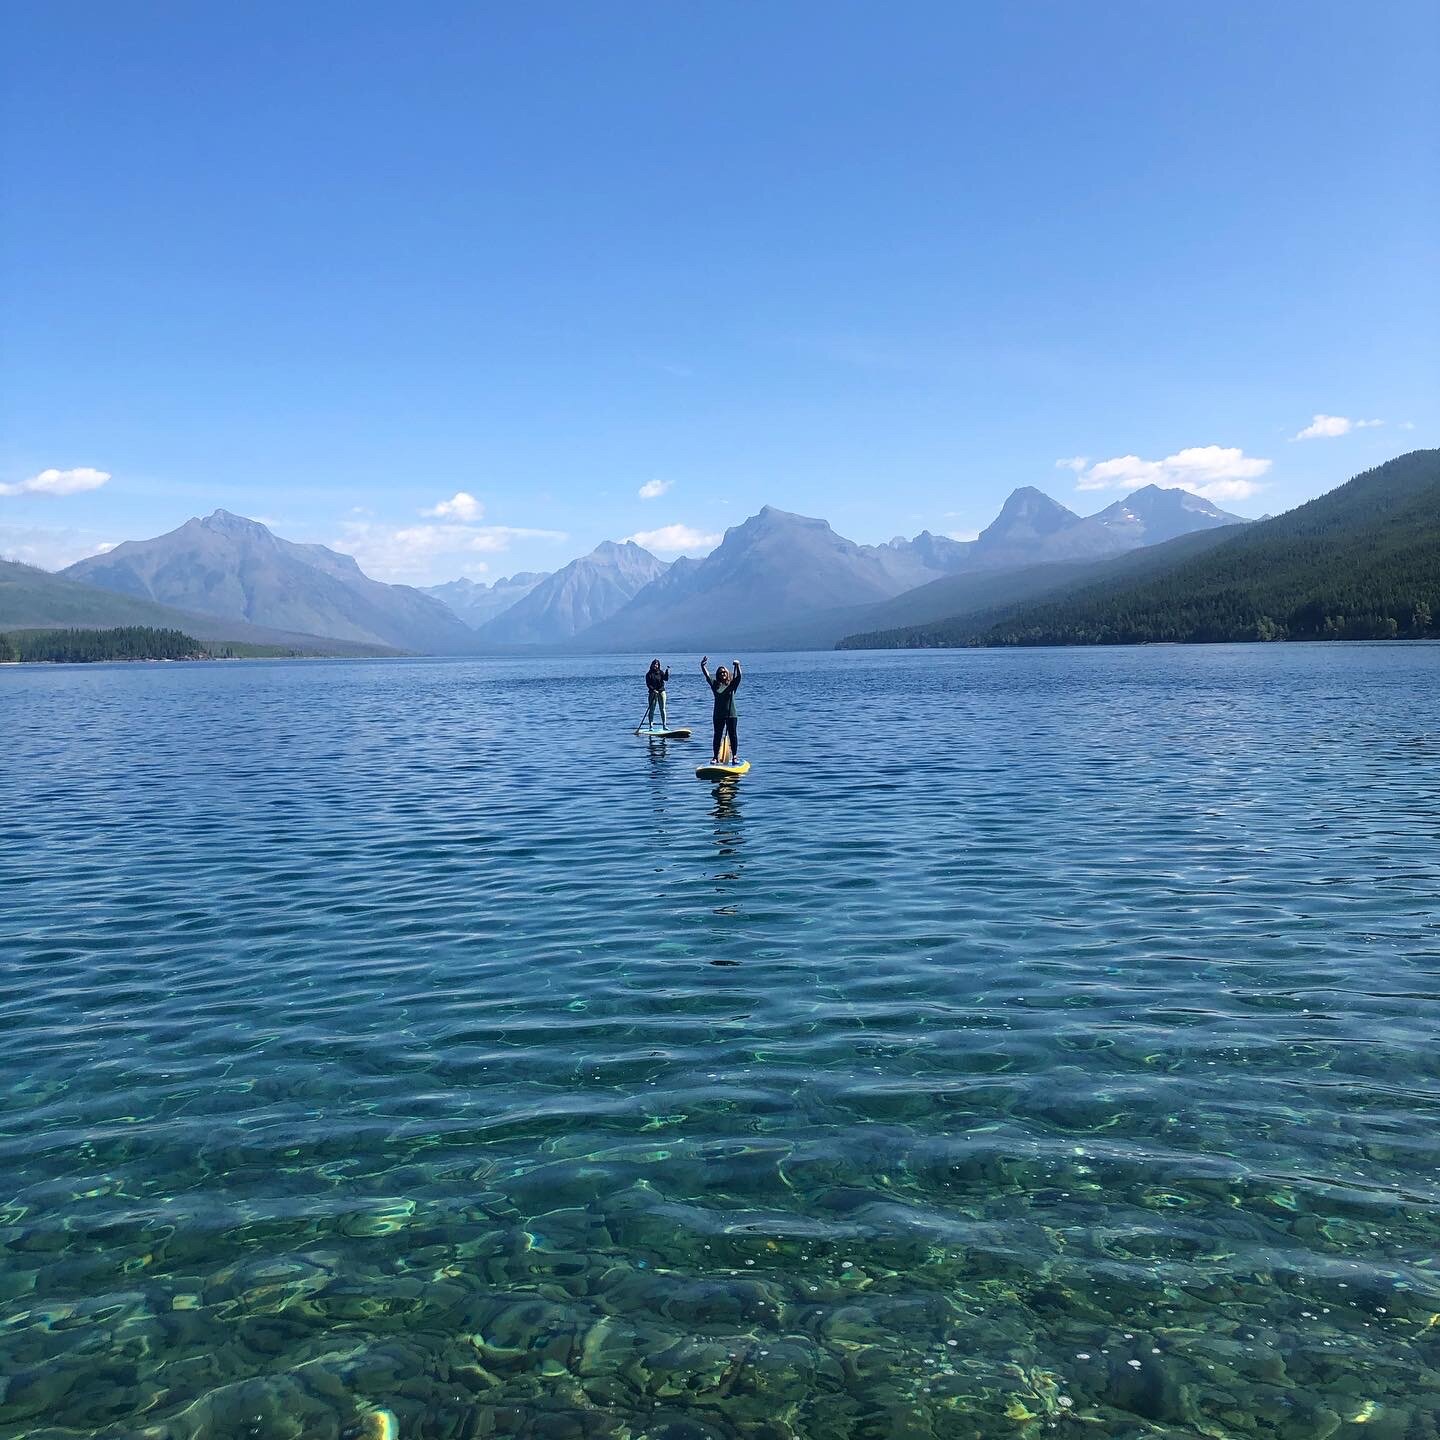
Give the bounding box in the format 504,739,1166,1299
842,450,1440,648
6,483,1251,656
420,572,549,628
580,507,958,652
572,485,1243,652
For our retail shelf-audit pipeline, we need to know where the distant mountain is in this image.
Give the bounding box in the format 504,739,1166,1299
825,488,1246,647
980,486,1082,546
964,487,1128,567
857,450,1440,648
893,530,972,572
1090,485,1245,546
838,526,1244,648
422,571,549,629
582,506,949,651
574,486,1246,652
0,558,396,655
868,485,1241,583
863,530,970,590
63,510,476,653
473,540,669,646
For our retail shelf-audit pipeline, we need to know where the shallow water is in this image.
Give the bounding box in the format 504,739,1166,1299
3,645,1439,1439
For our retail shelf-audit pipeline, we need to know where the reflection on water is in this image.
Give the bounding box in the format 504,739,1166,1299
708,781,746,894
2,646,1440,1439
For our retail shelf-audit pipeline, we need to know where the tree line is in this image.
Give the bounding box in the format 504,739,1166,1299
0,626,206,663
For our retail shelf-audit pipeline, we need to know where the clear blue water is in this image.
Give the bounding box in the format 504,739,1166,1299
3,646,1439,1440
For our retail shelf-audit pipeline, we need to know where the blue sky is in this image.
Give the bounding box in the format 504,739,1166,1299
3,1,1436,583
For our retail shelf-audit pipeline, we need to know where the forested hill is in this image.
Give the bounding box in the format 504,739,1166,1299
0,626,204,663
858,450,1440,648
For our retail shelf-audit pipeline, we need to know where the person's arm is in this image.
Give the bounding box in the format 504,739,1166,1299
700,655,712,684
731,660,742,690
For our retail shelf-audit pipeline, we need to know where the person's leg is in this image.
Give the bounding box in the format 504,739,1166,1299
659,690,668,727
712,717,724,763
647,691,659,727
726,717,739,760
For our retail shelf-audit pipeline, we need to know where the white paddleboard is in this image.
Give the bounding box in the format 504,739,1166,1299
635,726,692,738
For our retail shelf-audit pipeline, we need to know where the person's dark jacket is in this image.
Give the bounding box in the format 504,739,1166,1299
646,666,669,694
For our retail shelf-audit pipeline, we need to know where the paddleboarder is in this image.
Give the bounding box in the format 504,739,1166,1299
644,659,670,730
700,656,742,765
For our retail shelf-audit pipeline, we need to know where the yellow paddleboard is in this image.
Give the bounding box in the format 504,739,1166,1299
696,760,750,780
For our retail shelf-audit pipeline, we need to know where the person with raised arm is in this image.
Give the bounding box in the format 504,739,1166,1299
700,656,742,766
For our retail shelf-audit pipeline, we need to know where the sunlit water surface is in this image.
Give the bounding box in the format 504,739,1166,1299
3,646,1440,1440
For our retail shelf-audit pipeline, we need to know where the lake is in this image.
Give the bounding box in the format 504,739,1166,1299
2,646,1439,1439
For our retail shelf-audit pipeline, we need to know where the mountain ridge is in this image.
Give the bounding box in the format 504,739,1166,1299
578,506,948,653
842,452,1439,648
0,557,398,655
32,480,1256,657
838,526,1247,649
63,510,476,653
572,486,1248,652
1089,485,1245,546
473,540,670,646
422,572,550,629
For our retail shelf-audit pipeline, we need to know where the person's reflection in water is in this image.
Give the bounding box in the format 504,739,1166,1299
708,780,745,903
645,737,676,852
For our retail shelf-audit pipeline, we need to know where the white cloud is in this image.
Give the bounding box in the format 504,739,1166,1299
1293,414,1384,440
335,519,568,583
623,523,722,556
0,524,117,569
946,529,981,542
421,491,483,521
1400,421,1416,431
637,478,673,500
1073,445,1271,503
0,466,112,498
1054,456,1089,473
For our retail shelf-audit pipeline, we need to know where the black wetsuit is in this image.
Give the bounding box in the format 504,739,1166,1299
708,671,740,759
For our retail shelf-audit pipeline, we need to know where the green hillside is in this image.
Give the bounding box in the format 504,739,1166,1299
0,559,400,657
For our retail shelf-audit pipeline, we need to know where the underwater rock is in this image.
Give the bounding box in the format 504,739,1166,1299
576,1316,641,1376
0,1365,78,1424
350,1409,398,1440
